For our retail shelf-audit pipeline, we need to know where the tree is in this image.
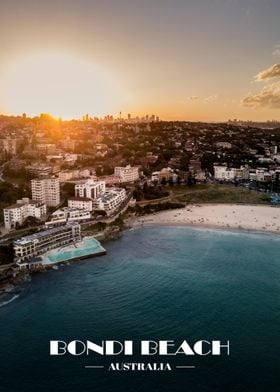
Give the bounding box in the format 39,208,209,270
62,183,75,199
168,178,174,186
187,173,194,186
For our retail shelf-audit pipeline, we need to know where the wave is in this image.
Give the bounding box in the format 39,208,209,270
0,294,20,308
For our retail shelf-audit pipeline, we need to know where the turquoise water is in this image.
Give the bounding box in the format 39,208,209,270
0,226,279,391
46,238,105,263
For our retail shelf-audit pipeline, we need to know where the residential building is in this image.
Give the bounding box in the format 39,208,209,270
58,169,92,182
60,136,76,151
214,165,246,181
78,169,91,178
37,143,56,154
26,164,53,177
216,142,232,149
58,169,80,182
249,169,272,182
64,153,78,164
45,207,91,227
75,179,105,199
151,171,160,182
159,168,173,181
14,223,81,264
68,197,93,211
31,177,60,207
92,188,126,214
114,165,139,183
4,198,46,230
2,138,19,155
98,175,121,185
189,159,202,172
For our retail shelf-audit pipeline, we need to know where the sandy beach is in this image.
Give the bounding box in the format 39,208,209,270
131,204,280,234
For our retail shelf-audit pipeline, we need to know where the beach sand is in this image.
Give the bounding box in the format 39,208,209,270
131,204,280,234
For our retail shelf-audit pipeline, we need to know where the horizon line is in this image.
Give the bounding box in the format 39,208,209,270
0,112,280,124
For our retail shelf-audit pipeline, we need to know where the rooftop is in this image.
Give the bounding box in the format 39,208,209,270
14,223,80,246
4,200,45,210
68,196,92,202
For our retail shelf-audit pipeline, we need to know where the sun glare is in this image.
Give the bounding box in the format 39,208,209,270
2,52,122,119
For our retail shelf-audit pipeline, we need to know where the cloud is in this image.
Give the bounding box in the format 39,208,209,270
179,96,199,105
255,64,280,81
241,82,280,109
204,94,218,103
187,96,199,101
272,45,280,58
182,95,218,104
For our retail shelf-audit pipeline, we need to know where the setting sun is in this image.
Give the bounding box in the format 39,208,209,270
1,52,123,119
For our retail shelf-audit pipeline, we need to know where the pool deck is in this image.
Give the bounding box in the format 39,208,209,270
39,237,107,265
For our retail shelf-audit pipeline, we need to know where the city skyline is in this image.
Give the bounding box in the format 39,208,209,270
0,0,280,121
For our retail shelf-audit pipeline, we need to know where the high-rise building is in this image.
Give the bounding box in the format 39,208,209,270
92,188,126,214
31,178,60,207
114,165,139,183
75,179,106,199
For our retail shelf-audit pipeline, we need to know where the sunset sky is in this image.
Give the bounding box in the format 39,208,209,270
0,0,280,121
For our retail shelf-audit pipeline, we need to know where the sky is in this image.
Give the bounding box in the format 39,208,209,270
0,0,280,121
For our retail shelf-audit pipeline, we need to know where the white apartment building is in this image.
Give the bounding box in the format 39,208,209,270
92,188,126,214
98,175,121,185
249,169,272,182
2,138,19,155
26,164,53,177
58,169,80,182
151,171,160,182
114,165,139,183
68,197,93,211
214,165,245,181
14,223,81,264
37,143,56,154
45,207,91,227
58,169,92,182
75,179,105,199
31,177,60,207
64,153,78,164
216,142,232,149
4,198,46,230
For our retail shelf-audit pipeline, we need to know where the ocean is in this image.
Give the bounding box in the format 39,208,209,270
0,226,279,392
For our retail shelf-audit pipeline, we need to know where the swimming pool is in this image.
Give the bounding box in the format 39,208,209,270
43,238,106,264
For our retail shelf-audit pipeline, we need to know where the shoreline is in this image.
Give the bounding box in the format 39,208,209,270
129,220,280,238
2,203,280,300
129,204,280,236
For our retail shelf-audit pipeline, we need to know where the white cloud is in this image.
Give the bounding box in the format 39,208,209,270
255,63,280,81
272,44,280,58
241,82,280,108
204,94,218,103
187,96,199,101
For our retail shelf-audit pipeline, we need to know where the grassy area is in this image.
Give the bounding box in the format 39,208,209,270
171,184,209,195
172,184,271,204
